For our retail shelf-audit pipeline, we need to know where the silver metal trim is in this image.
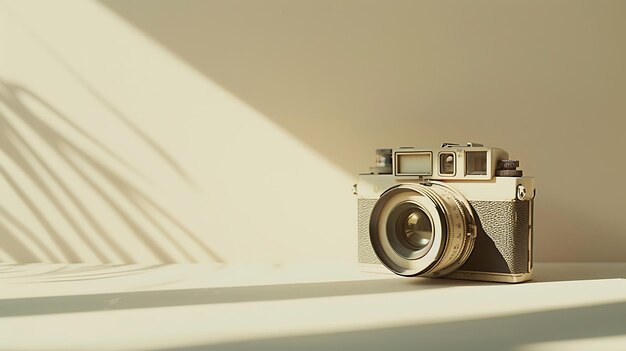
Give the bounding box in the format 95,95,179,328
446,269,533,283
359,264,533,283
442,142,484,148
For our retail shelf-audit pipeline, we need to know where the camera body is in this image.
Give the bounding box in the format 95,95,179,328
356,143,535,283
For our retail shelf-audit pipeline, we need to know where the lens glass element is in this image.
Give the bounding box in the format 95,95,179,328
401,209,432,249
386,203,433,259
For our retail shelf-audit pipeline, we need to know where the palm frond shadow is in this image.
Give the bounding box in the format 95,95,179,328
0,79,223,263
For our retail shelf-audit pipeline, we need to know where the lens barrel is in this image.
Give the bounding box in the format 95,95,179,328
369,182,477,277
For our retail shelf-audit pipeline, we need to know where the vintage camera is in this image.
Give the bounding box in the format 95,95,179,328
355,143,535,283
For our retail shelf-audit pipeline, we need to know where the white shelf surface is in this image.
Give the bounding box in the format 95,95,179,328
0,262,624,351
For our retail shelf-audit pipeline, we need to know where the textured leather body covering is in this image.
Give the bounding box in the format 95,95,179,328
461,200,531,274
358,199,379,265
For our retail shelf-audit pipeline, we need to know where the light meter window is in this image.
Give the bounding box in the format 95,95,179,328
396,152,432,175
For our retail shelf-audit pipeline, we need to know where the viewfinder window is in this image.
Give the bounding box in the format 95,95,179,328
396,152,432,175
439,153,455,176
466,151,487,175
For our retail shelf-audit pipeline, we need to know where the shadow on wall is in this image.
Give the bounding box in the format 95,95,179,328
155,301,626,351
0,79,222,263
98,0,626,262
97,0,626,173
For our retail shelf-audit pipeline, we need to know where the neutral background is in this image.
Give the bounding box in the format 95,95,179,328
0,0,624,263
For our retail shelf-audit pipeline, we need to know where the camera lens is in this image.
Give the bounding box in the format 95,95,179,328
369,182,477,277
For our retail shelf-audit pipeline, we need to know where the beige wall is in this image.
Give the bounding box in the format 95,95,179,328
1,0,624,263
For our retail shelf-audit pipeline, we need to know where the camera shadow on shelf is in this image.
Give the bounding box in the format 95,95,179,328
2,262,622,318
0,276,474,318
